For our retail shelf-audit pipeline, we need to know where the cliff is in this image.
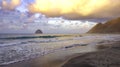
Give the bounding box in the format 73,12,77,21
88,17,120,33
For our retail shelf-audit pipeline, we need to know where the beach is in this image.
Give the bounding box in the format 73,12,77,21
0,1,120,67
0,44,96,67
62,41,120,67
1,41,120,67
0,34,120,67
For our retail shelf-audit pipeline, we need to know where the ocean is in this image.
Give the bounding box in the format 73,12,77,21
0,34,120,65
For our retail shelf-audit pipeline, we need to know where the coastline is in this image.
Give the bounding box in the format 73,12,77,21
62,41,120,67
0,38,120,67
0,44,96,67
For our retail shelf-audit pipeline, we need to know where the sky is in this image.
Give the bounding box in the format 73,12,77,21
0,0,120,34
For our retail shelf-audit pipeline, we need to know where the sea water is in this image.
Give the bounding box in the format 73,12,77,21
0,34,120,65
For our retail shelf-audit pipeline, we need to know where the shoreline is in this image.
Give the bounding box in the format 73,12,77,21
62,41,120,67
0,44,96,67
0,40,119,67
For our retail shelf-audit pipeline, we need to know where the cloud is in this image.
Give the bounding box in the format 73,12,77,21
28,0,120,19
1,0,120,20
1,0,21,10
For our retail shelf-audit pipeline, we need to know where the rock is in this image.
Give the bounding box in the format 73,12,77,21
35,29,43,34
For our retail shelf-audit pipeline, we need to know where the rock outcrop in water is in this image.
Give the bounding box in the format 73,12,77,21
88,17,120,33
35,29,43,34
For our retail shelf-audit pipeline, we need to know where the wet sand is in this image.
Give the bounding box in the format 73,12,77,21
62,41,120,67
0,45,96,67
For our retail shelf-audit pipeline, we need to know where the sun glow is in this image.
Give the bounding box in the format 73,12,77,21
28,0,111,16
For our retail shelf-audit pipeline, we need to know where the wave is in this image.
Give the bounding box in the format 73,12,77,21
0,35,59,40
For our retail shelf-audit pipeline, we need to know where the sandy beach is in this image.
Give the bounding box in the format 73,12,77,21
0,1,120,67
1,41,120,67
0,34,120,67
62,41,120,67
0,44,96,67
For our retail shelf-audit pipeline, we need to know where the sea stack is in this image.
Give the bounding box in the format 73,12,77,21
35,29,43,34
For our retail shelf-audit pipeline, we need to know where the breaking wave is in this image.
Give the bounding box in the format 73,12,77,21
0,35,59,40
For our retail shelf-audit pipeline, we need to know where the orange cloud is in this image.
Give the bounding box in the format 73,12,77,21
2,0,21,10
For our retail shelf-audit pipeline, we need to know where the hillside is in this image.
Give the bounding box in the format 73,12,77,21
88,17,120,33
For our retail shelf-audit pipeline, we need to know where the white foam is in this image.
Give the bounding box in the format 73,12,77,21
0,34,120,65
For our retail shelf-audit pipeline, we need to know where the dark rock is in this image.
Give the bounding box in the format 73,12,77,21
35,29,43,34
65,45,74,49
80,44,88,46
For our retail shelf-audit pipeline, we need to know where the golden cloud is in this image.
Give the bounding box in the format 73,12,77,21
28,0,120,19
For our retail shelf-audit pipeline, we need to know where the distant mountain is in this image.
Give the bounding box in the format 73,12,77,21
88,17,120,33
35,29,43,34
